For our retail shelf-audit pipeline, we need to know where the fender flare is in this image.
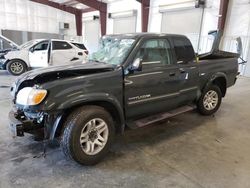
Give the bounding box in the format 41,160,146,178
202,72,227,96
48,93,125,139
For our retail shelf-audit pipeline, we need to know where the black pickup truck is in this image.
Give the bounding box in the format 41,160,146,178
9,33,239,165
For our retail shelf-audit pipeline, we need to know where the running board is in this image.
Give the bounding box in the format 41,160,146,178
128,105,196,129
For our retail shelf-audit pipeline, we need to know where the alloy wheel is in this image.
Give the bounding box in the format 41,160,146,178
79,118,109,155
203,90,219,111
10,62,24,74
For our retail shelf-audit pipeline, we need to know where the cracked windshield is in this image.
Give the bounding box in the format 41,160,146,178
89,37,135,65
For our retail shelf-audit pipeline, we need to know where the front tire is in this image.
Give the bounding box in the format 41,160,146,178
7,60,27,76
197,85,222,115
61,106,115,165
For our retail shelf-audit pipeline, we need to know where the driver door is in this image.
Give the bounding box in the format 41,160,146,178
29,40,49,68
124,38,182,120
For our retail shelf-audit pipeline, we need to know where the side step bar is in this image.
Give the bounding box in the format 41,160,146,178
129,105,196,129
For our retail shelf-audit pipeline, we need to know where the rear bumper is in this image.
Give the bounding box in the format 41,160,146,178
8,110,39,137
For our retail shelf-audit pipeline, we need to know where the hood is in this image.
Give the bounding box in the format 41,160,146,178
12,62,116,96
23,61,115,80
0,35,19,49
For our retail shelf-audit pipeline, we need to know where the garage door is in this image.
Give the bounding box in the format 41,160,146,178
161,8,203,52
83,20,100,53
113,16,137,34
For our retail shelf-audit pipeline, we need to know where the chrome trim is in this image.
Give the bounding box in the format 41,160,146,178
142,61,161,65
128,92,179,105
127,86,198,105
128,71,163,78
124,79,133,85
180,86,197,93
177,60,184,64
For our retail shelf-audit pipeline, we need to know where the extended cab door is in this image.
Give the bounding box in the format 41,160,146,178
171,37,199,104
51,41,76,66
124,38,182,120
29,40,49,68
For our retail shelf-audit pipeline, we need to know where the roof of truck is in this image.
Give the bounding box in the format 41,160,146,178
103,33,186,39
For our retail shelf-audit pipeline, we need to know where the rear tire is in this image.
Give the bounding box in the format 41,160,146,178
7,60,27,76
197,85,222,115
61,106,115,165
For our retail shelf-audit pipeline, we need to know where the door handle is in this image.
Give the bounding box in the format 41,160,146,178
179,68,186,74
169,72,176,77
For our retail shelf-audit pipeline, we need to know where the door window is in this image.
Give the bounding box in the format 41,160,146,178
173,37,195,62
134,39,172,66
33,41,49,51
52,41,72,50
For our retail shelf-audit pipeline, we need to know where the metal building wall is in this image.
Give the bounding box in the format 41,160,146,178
0,0,77,38
2,29,63,45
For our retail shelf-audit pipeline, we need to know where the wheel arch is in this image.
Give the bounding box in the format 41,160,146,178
7,58,28,70
204,73,227,97
212,76,227,97
51,99,125,140
8,58,28,66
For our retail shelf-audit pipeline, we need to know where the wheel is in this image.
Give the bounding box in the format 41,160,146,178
61,106,115,165
7,60,27,76
197,85,222,115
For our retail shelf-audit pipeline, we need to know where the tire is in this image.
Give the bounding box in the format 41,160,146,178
7,59,27,76
197,85,222,115
61,106,115,165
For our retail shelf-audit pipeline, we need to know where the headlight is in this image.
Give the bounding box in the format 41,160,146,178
16,87,47,106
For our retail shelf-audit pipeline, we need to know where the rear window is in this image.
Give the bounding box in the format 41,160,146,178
52,41,72,50
72,43,87,50
173,37,195,62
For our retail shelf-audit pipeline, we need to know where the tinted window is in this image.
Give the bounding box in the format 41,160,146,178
173,37,195,62
72,43,87,50
33,41,49,51
135,39,172,65
52,41,72,50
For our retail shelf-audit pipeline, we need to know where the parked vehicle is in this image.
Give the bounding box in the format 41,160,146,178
9,33,239,165
1,39,88,75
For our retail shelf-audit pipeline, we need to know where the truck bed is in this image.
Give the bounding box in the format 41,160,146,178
198,50,240,60
198,55,238,89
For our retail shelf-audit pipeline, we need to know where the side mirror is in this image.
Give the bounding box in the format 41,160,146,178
29,48,34,53
129,58,142,72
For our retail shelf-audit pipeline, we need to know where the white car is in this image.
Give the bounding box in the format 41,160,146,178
1,39,88,75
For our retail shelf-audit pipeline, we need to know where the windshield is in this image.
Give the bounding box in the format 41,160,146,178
19,40,38,49
89,37,135,65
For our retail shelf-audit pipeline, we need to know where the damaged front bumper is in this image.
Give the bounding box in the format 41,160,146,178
8,108,63,140
9,110,41,137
